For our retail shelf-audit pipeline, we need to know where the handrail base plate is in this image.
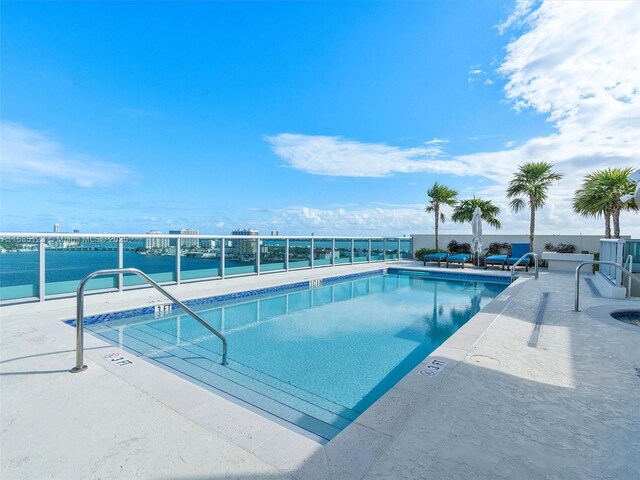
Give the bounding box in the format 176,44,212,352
70,365,88,373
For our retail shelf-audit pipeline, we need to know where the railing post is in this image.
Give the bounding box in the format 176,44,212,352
383,239,387,262
368,239,372,262
351,239,355,264
118,238,124,292
310,238,315,269
175,242,181,285
256,239,261,275
220,239,225,279
285,239,290,271
331,239,336,266
38,237,46,302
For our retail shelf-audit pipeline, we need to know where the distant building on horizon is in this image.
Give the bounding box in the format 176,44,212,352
231,229,259,260
144,230,170,250
169,228,199,248
53,224,60,233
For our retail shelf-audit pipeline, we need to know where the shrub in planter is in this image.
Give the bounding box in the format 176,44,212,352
415,247,446,260
447,240,472,255
556,243,576,254
544,243,576,254
487,242,510,255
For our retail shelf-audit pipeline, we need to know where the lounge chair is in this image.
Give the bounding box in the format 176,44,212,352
506,243,532,271
484,242,532,270
446,253,473,269
423,252,448,266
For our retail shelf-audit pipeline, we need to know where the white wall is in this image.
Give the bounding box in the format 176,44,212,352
410,234,631,256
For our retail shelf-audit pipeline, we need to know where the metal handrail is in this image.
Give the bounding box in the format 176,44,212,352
71,268,228,373
623,255,638,297
510,252,539,282
574,261,640,311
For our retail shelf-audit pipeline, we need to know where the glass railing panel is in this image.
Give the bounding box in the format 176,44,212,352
180,238,222,281
385,238,399,260
400,239,412,259
260,238,286,272
623,240,640,272
371,239,385,261
123,237,176,286
313,238,332,266
45,237,118,295
289,239,311,269
0,237,39,301
334,239,352,264
354,240,369,263
226,238,258,275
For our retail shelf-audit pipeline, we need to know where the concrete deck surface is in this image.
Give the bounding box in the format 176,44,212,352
1,261,639,479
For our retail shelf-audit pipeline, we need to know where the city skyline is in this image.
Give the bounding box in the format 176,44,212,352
1,1,639,237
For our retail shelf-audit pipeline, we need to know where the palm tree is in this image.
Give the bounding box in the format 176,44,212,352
425,182,458,250
452,197,502,229
573,167,638,238
506,162,563,247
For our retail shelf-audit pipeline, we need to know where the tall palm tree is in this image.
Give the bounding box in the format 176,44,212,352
452,197,502,229
573,174,613,238
573,167,637,238
425,182,458,250
506,162,563,247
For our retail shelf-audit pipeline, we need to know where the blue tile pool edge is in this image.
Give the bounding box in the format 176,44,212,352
64,269,385,327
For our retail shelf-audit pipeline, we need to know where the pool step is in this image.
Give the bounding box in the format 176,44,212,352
138,322,361,420
91,323,357,441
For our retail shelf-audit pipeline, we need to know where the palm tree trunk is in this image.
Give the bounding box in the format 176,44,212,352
604,212,611,239
612,206,621,238
529,201,535,248
434,204,440,250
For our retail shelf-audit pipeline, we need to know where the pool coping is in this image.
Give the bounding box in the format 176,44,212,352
65,265,525,478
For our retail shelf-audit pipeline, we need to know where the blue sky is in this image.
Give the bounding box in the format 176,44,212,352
1,1,638,236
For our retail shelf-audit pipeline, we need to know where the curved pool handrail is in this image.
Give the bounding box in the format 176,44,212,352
72,268,227,373
510,252,539,283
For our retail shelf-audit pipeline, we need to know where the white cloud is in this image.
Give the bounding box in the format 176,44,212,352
424,138,449,145
265,133,460,177
495,0,538,35
267,205,431,235
265,1,640,235
0,121,132,188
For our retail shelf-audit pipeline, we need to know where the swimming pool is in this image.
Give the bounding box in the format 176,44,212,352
72,270,507,442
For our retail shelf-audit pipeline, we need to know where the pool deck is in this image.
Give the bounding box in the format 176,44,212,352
2,261,639,479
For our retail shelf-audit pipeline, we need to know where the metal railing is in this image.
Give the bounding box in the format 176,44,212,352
72,268,228,373
0,232,412,304
510,252,539,282
574,261,640,312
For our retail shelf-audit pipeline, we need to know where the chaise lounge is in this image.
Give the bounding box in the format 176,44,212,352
506,242,533,271
485,242,532,270
423,252,448,266
446,253,473,269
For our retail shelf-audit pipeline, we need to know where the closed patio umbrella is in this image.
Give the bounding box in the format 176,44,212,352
471,207,483,266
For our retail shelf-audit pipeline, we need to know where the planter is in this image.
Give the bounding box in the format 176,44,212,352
541,252,594,272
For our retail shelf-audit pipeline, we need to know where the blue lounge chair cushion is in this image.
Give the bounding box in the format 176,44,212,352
424,253,448,261
485,254,507,264
447,254,472,263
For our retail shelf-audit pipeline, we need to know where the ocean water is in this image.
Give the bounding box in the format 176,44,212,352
0,250,249,300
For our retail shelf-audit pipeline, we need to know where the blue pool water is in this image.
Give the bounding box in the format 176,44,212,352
79,271,506,441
